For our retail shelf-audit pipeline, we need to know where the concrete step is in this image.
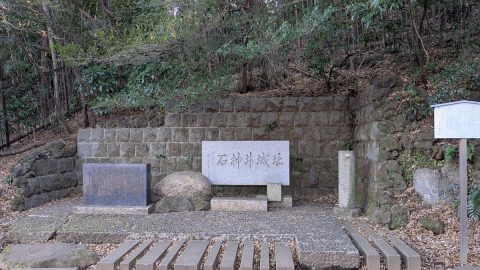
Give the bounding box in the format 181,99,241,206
386,234,421,270
120,240,154,270
97,239,140,270
344,223,380,270
260,242,270,270
136,240,172,270
203,240,223,270
239,241,255,270
211,197,267,212
158,240,186,270
219,241,239,270
357,222,401,270
274,243,294,270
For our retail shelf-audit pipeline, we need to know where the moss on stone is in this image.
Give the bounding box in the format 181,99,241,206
399,149,444,185
420,216,445,235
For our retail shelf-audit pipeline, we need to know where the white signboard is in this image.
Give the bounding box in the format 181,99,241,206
432,101,480,139
431,100,480,266
202,141,289,185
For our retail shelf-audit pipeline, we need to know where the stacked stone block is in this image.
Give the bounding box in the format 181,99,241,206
351,77,409,224
77,96,353,197
10,140,79,210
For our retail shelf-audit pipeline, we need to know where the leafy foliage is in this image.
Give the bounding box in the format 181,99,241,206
444,145,458,163
428,59,480,105
468,187,480,221
1,0,479,132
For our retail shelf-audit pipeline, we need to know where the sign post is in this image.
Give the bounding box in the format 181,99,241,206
431,100,480,268
459,138,468,265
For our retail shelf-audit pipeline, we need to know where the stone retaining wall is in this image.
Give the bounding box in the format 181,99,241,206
352,77,410,225
77,96,354,197
9,140,79,210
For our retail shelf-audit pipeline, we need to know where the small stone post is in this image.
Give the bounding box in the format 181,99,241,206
334,151,360,217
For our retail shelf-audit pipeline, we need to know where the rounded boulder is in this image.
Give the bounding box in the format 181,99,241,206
154,171,211,198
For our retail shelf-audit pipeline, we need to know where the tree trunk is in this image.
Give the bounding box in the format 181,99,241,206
42,2,72,134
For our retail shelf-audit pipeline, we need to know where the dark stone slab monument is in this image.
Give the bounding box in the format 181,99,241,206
75,164,153,214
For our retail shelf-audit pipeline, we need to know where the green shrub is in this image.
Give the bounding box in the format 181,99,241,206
444,145,458,162
468,187,480,221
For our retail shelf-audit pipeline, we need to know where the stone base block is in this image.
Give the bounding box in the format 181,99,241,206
454,266,480,270
257,195,293,208
210,197,267,212
267,183,282,202
74,204,154,215
333,207,360,218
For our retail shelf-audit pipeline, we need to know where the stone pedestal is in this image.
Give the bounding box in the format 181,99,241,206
267,183,282,201
336,151,359,217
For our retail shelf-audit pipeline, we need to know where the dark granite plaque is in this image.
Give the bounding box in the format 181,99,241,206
83,163,151,206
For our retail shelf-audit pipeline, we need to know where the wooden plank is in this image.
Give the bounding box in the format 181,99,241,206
239,241,255,270
120,240,154,270
174,240,209,270
136,240,171,270
204,240,223,270
260,242,269,270
220,241,239,270
344,223,381,270
274,243,294,270
158,240,186,270
97,240,140,270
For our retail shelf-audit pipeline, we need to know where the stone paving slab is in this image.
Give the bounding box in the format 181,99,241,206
10,205,359,269
12,268,78,270
274,243,294,270
136,240,171,270
158,240,185,270
357,222,401,270
7,215,68,243
120,240,153,270
239,241,254,270
259,242,269,270
219,241,239,270
203,241,223,270
96,240,140,270
344,223,380,270
386,234,421,270
174,240,209,270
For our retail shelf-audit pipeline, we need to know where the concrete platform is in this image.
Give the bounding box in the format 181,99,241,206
8,204,359,269
74,204,154,215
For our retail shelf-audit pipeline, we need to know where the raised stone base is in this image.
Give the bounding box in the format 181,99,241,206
454,266,480,270
211,197,267,212
257,195,293,208
74,204,154,215
333,207,360,218
267,183,282,202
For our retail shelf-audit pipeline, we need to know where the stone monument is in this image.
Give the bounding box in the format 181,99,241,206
75,163,153,215
334,150,359,217
202,141,291,211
